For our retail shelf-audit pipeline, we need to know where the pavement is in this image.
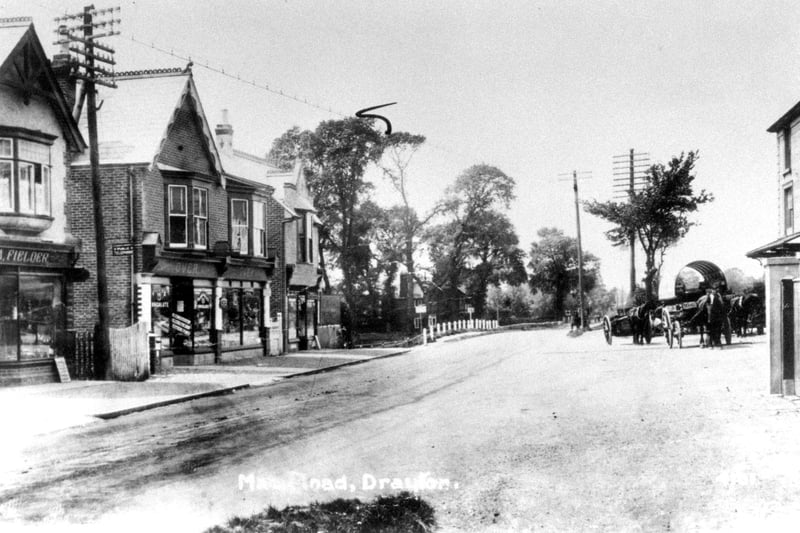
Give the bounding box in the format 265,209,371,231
0,347,411,443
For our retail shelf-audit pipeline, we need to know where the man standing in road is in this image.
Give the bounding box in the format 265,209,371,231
694,282,726,348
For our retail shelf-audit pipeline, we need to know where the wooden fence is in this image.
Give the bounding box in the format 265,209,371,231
109,322,150,381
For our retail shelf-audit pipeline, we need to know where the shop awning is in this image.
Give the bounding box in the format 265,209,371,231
746,232,800,258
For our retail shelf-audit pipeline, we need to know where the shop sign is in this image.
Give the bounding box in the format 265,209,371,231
112,244,134,256
0,246,72,268
153,258,218,279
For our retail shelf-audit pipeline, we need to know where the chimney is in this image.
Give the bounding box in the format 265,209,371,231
215,109,233,155
51,25,76,111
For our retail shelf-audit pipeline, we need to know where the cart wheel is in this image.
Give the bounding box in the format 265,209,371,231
723,316,732,345
644,315,653,344
674,320,683,349
662,310,673,348
603,316,612,345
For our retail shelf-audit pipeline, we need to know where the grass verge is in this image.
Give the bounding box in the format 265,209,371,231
204,491,436,533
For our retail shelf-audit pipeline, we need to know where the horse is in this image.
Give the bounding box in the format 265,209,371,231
628,301,655,344
729,293,761,337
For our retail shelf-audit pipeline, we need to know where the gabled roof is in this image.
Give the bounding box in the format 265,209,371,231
72,67,222,174
262,162,317,213
0,20,85,151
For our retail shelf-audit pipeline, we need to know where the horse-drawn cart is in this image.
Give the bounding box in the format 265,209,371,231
603,260,745,348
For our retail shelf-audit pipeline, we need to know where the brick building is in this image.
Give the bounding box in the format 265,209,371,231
0,20,88,385
68,68,280,366
260,163,322,351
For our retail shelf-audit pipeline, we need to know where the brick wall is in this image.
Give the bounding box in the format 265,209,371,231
67,164,136,329
267,195,284,321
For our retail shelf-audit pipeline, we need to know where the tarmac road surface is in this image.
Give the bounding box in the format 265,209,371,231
1,327,799,532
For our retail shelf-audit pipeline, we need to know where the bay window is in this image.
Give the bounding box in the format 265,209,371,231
0,136,52,216
167,184,208,249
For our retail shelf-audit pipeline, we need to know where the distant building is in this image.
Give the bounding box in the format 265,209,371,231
747,100,800,394
0,20,87,385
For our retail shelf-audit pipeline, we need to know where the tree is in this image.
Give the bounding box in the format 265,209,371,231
268,118,385,316
427,164,516,317
486,282,536,321
378,132,432,331
584,151,713,301
528,227,601,319
465,210,527,316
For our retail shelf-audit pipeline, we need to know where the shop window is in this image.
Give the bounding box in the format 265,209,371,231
252,201,265,257
151,284,171,338
221,286,263,347
287,294,297,341
192,187,208,249
0,273,63,361
231,199,249,255
242,289,262,345
0,136,52,216
0,274,17,361
193,288,213,348
221,287,241,347
168,185,188,247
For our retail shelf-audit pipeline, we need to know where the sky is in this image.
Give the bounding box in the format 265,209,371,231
3,0,797,295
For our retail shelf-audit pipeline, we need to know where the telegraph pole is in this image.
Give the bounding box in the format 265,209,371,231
612,149,649,303
55,5,120,379
560,170,592,330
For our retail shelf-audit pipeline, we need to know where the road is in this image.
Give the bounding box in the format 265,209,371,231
2,327,800,532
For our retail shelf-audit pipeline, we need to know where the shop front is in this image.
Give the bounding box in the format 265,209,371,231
288,290,318,351
140,255,271,366
0,241,84,385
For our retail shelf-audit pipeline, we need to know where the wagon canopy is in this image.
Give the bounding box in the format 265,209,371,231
673,260,727,299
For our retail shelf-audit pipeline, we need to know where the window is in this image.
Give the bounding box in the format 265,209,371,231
297,213,307,263
252,201,265,257
221,286,263,347
168,185,188,246
785,127,792,171
0,136,52,216
786,185,794,235
308,214,314,264
192,187,208,249
231,199,249,254
0,273,64,361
